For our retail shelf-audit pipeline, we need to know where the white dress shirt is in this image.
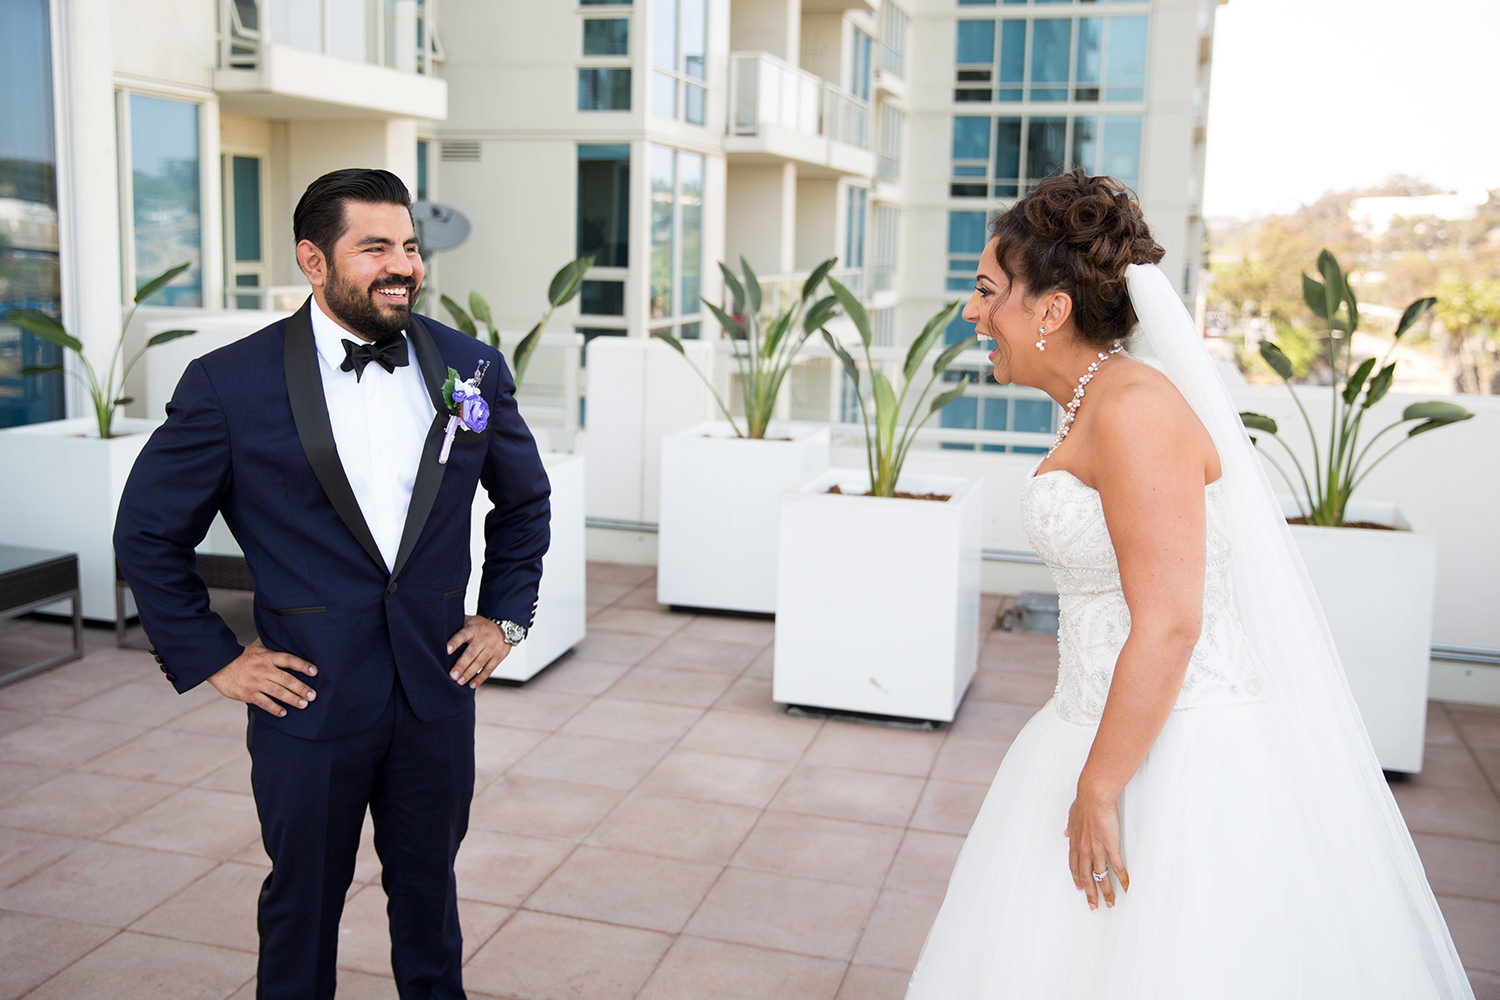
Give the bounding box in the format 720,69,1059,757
309,298,435,571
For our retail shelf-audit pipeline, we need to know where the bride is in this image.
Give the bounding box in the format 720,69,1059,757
904,170,1474,998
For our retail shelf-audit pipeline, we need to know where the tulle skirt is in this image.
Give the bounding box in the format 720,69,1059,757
905,697,1466,999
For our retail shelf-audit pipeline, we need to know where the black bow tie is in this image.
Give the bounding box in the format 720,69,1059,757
340,336,409,381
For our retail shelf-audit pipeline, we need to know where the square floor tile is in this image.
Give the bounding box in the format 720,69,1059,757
336,883,510,975
527,845,721,933
605,666,737,709
558,697,704,744
475,686,590,732
836,964,911,1000
454,828,575,907
161,694,252,737
644,635,765,675
637,935,844,1000
0,760,59,805
675,616,776,646
587,563,657,587
0,909,116,999
1412,834,1500,901
0,827,86,891
463,910,671,1000
102,787,262,859
732,811,903,888
569,630,667,665
883,830,965,897
965,669,1056,707
61,679,214,728
635,748,795,809
587,607,693,638
909,780,988,837
1438,895,1500,973
851,888,943,972
21,929,255,1000
686,867,878,961
587,793,760,865
712,676,776,714
947,700,1040,744
929,736,1010,785
473,722,548,774
1390,782,1500,841
86,727,246,786
526,658,634,696
0,841,216,926
130,859,265,952
1450,707,1500,751
769,764,925,827
0,714,144,768
510,734,671,790
802,721,944,778
0,770,176,838
468,774,626,841
679,709,822,760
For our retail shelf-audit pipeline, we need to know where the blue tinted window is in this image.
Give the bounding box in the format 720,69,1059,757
956,20,995,64
940,394,978,433
997,20,1026,99
1026,117,1067,182
1030,20,1071,101
578,68,631,110
129,94,202,305
957,0,995,5
994,117,1022,185
952,117,991,161
948,212,988,255
945,314,978,346
1075,18,1102,86
1104,17,1148,101
1071,115,1098,172
1100,115,1142,188
583,18,628,56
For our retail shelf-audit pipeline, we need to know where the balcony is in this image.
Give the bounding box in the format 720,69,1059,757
214,0,446,120
726,52,876,178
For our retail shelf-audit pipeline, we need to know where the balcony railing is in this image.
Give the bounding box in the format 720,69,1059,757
219,0,434,74
729,52,871,151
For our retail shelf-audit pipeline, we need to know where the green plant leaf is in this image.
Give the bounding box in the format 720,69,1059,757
514,320,543,385
9,310,81,352
718,261,745,311
1402,400,1473,424
654,330,686,355
1392,296,1436,342
740,257,762,315
145,328,195,349
114,396,134,407
702,299,744,340
1364,362,1396,408
822,330,860,391
1344,276,1360,332
469,292,494,328
547,257,592,307
132,261,193,306
803,295,839,334
1407,413,1473,438
930,334,970,376
1239,411,1278,434
903,303,956,383
1316,249,1344,324
1258,340,1294,380
1301,274,1328,320
928,380,969,414
441,367,459,407
1341,357,1376,406
20,364,62,377
872,370,898,447
825,277,871,349
441,295,477,338
762,312,789,360
801,257,837,302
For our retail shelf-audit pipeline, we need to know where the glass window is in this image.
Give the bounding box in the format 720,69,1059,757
577,144,630,267
1025,116,1067,185
231,156,262,264
955,20,995,64
1103,16,1148,101
415,139,429,200
844,187,867,271
1029,19,1072,102
1074,17,1102,99
577,67,631,110
850,27,873,102
997,20,1026,100
952,116,990,161
126,94,203,305
1100,115,1142,189
652,0,707,125
583,18,629,57
682,0,705,80
580,280,625,316
948,212,987,256
652,0,677,69
957,0,995,5
580,0,630,5
1071,115,1098,174
649,145,674,319
0,0,64,428
994,117,1022,195
678,152,703,315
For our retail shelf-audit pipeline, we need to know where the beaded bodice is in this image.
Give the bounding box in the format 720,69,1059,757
1021,470,1264,725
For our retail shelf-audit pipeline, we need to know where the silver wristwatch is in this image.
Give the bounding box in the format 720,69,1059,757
490,618,527,645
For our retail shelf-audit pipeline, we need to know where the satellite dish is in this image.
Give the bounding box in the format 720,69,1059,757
412,200,471,252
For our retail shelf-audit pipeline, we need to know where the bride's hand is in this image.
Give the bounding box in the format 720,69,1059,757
1065,791,1129,910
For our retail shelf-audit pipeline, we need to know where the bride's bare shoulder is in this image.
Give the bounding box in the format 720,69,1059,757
1087,359,1219,479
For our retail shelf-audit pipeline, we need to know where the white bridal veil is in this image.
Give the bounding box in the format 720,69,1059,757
1124,263,1474,997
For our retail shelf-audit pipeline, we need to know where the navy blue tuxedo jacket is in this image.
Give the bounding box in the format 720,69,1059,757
114,300,551,740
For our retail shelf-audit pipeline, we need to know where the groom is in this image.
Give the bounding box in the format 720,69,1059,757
114,168,550,998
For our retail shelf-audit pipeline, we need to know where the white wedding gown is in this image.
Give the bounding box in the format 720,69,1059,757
905,468,1473,999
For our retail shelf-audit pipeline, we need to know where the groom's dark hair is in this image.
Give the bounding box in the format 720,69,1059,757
294,168,413,257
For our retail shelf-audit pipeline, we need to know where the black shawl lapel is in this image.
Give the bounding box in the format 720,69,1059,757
389,313,451,581
282,299,389,576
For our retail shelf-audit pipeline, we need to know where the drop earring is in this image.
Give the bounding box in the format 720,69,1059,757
1035,325,1048,351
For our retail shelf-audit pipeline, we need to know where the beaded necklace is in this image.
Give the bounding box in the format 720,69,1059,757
1047,341,1124,457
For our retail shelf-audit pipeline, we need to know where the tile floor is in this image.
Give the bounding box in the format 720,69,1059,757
0,562,1497,999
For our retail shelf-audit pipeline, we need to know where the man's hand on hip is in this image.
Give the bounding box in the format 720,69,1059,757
207,639,319,717
446,615,512,689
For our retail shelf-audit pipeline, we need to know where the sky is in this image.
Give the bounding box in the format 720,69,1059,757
1202,0,1500,219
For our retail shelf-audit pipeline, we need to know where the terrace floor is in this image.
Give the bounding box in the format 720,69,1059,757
0,562,1497,999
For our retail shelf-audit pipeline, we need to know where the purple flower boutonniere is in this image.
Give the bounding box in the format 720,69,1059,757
439,360,490,465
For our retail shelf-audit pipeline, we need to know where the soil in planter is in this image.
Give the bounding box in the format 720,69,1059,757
1287,517,1396,531
826,485,951,502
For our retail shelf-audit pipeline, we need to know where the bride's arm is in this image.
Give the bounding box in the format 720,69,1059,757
1066,377,1211,909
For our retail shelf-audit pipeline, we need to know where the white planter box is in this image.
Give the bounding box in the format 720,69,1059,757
469,452,586,682
774,470,982,722
1287,500,1437,774
0,417,157,620
658,421,831,614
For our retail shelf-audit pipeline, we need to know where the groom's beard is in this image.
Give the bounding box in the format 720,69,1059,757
325,261,417,342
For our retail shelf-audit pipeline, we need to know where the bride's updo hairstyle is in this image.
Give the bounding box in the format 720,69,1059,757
988,169,1165,348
